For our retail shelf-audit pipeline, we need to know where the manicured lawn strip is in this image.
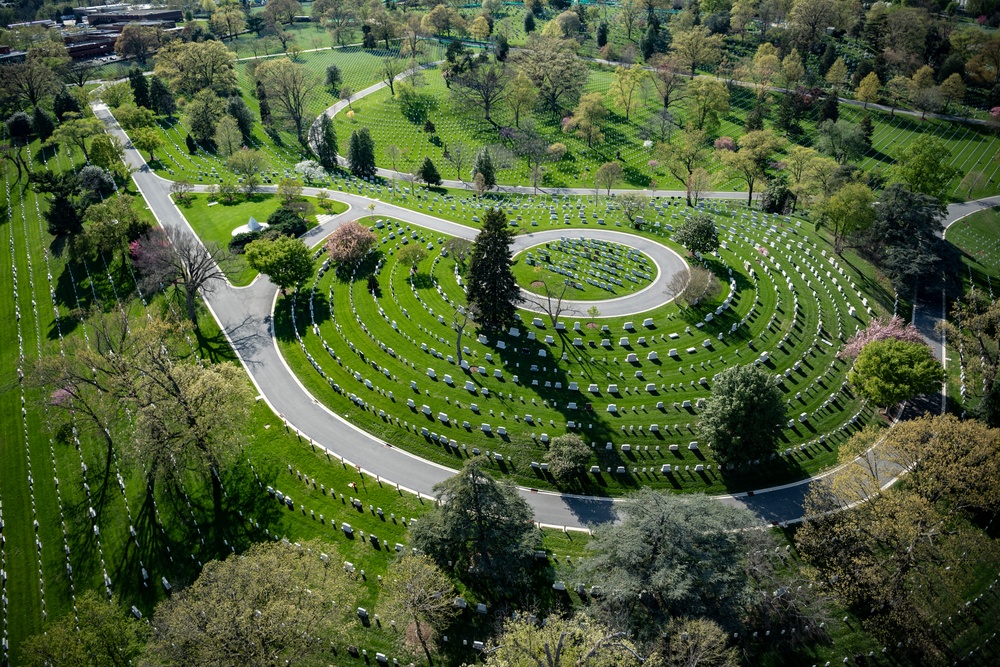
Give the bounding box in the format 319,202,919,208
274,208,879,496
945,207,1000,291
175,193,348,286
511,238,659,301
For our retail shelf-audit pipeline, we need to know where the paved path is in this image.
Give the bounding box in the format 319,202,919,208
95,102,991,530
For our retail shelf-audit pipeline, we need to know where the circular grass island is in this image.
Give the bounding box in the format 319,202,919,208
513,239,660,301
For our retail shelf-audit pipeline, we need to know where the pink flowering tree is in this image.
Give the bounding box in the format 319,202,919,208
838,316,926,359
714,136,737,152
325,220,377,270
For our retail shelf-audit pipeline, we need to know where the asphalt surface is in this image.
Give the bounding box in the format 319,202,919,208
94,101,987,530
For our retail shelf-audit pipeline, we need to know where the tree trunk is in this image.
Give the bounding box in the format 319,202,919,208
414,617,434,666
186,287,199,327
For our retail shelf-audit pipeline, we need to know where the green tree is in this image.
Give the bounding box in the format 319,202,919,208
595,161,624,197
564,92,607,147
89,133,128,179
311,113,338,169
20,591,147,667
466,208,520,331
144,539,358,667
718,129,784,205
128,67,150,108
581,490,758,636
410,457,540,600
514,36,589,112
82,193,148,262
659,127,710,207
116,103,157,130
699,363,785,469
148,75,176,118
325,63,342,94
672,213,719,255
670,24,724,77
544,433,592,483
417,156,442,186
855,71,881,109
347,127,377,179
848,339,943,410
942,289,1000,426
129,126,163,163
49,117,104,160
381,554,458,665
186,88,225,146
822,182,875,254
485,614,642,667
225,95,256,141
214,115,243,159
227,148,269,195
397,243,428,271
890,135,959,200
154,39,237,95
609,65,647,121
255,57,319,146
939,73,966,112
652,618,739,667
684,76,729,133
471,146,496,189
246,235,314,292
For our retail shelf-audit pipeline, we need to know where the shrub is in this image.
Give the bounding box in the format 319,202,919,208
229,230,262,254
266,208,307,238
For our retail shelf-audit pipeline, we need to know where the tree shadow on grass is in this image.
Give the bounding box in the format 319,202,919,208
273,289,332,344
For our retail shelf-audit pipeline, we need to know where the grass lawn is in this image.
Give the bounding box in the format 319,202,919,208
945,206,1000,292
175,193,348,286
512,237,660,301
274,204,883,497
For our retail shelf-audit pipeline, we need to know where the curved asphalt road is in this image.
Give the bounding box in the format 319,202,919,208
94,100,991,530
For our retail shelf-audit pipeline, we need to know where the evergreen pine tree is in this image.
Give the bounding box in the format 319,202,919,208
46,192,83,235
641,23,658,60
128,68,150,109
149,76,176,118
226,95,256,140
313,114,338,169
496,34,509,62
417,157,442,186
53,88,80,121
465,208,521,332
347,127,376,179
256,80,272,126
859,113,874,147
185,133,198,155
524,12,535,33
818,93,839,123
32,107,54,141
471,147,495,189
596,23,608,48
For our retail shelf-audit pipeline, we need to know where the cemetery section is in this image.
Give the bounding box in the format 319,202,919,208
277,205,883,496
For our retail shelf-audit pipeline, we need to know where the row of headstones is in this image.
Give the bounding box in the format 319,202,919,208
300,209,856,448
316,231,842,436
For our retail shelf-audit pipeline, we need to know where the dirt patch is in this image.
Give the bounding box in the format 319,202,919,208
530,280,545,288
403,619,436,654
587,322,598,329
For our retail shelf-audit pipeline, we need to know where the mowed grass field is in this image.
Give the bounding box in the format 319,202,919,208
330,64,1000,197
0,139,585,665
274,200,884,497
